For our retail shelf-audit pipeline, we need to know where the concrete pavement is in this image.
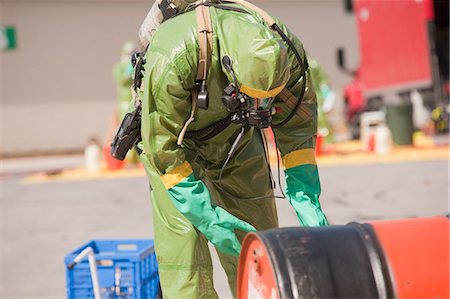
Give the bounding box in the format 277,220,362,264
0,139,448,299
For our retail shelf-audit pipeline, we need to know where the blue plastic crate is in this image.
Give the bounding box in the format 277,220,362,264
65,239,159,299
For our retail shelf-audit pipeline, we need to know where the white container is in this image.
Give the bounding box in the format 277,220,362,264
375,123,392,155
85,142,101,173
360,111,386,151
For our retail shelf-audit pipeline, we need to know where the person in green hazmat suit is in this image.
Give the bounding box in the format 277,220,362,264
112,41,140,165
136,1,328,297
113,41,135,119
309,58,336,143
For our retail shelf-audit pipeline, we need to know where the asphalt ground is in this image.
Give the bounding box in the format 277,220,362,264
0,140,448,298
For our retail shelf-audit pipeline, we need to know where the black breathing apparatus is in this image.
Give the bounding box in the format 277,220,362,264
217,57,283,200
221,55,279,129
214,13,310,200
183,1,309,148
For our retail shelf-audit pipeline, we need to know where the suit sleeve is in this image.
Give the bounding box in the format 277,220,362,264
271,23,328,226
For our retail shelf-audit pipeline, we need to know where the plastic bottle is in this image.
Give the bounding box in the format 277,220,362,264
85,138,101,173
375,123,392,155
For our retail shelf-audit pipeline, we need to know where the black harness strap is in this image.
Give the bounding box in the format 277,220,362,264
201,2,249,14
184,1,250,15
184,115,232,141
271,23,309,128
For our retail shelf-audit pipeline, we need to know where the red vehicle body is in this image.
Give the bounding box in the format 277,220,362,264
339,0,449,135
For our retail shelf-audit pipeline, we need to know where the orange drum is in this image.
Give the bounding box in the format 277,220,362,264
371,216,449,298
237,216,449,299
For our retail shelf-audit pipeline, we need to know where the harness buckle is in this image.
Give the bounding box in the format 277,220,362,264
195,80,209,110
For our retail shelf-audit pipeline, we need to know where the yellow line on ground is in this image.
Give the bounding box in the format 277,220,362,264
22,167,146,184
269,142,449,167
22,142,448,184
316,146,449,167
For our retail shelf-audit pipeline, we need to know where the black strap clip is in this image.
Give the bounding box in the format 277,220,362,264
131,52,146,90
159,0,178,20
195,80,209,110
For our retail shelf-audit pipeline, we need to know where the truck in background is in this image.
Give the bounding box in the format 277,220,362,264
338,0,449,139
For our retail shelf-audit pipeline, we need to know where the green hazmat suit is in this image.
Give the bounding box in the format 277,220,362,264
113,42,135,119
309,58,335,143
138,4,328,298
113,41,140,164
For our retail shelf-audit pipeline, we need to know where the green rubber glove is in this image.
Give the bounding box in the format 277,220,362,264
285,164,328,226
167,174,256,256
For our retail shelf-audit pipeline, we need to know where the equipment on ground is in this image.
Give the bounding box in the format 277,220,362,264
65,239,160,299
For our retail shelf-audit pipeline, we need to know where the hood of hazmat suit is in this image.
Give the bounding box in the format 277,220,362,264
136,2,328,298
217,14,290,98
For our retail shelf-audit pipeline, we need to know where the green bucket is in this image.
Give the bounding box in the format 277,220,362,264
385,103,414,145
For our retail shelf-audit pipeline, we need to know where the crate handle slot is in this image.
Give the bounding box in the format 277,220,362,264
117,244,138,251
97,259,113,267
